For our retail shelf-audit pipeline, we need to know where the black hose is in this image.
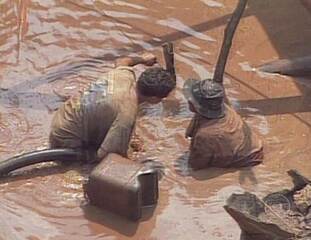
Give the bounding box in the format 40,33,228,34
0,148,83,177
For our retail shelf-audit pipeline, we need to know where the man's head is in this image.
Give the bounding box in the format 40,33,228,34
137,67,176,104
183,78,225,119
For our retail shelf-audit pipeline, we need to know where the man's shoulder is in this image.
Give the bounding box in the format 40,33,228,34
196,117,226,136
112,66,136,77
114,66,134,72
96,66,135,81
194,127,218,142
106,66,137,85
195,106,242,138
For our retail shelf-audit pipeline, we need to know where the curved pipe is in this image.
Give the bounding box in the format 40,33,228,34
0,148,83,177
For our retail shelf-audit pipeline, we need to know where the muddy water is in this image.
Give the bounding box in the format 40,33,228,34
0,0,311,239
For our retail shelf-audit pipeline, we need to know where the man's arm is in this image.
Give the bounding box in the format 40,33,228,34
97,110,136,161
185,115,200,138
115,52,157,67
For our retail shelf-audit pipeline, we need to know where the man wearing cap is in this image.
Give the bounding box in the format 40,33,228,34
49,52,176,162
183,79,263,170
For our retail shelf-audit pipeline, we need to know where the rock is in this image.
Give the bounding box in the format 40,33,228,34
294,184,311,215
288,169,311,191
224,170,311,239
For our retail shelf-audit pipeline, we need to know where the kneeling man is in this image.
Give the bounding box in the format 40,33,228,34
49,52,176,162
183,79,263,170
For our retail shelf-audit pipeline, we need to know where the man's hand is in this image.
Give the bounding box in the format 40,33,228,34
141,53,157,66
130,134,144,152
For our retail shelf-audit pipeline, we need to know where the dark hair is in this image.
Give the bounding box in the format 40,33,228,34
137,67,176,98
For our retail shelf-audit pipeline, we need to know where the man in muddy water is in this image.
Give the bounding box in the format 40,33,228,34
183,78,263,170
49,52,176,162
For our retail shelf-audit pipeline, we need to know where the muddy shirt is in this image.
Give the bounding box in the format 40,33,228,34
49,66,138,158
187,105,263,169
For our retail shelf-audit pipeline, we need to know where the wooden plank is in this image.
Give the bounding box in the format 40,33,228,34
213,0,248,84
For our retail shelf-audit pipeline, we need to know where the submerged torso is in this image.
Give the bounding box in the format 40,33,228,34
189,105,263,169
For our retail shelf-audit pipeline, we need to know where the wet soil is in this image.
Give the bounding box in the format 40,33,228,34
0,0,311,239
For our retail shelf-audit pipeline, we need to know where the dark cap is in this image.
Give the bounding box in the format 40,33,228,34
183,78,225,119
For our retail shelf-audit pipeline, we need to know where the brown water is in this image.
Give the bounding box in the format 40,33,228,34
0,0,311,239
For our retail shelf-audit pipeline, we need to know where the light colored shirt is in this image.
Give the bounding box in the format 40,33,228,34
49,66,138,158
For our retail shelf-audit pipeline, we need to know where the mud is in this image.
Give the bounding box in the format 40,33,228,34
0,0,311,239
225,170,311,239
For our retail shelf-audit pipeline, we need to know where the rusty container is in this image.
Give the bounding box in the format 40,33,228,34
84,153,158,220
